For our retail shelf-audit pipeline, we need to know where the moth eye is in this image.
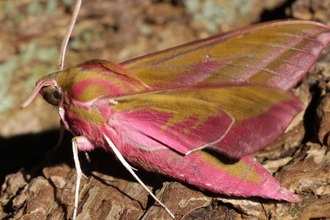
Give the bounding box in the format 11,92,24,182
43,87,62,106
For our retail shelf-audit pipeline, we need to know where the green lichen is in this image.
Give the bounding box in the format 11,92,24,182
0,61,17,113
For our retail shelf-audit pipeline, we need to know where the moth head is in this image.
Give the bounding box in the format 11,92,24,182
22,59,145,108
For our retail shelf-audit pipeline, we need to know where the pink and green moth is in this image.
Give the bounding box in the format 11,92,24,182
22,0,330,219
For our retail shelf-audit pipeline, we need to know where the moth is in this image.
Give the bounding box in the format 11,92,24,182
22,0,330,219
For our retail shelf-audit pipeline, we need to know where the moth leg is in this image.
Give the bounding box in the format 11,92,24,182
71,136,89,220
54,121,65,149
103,134,175,218
58,107,72,132
84,152,91,163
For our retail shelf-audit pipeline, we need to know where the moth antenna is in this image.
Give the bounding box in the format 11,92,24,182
103,134,175,218
58,0,82,71
186,114,235,155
